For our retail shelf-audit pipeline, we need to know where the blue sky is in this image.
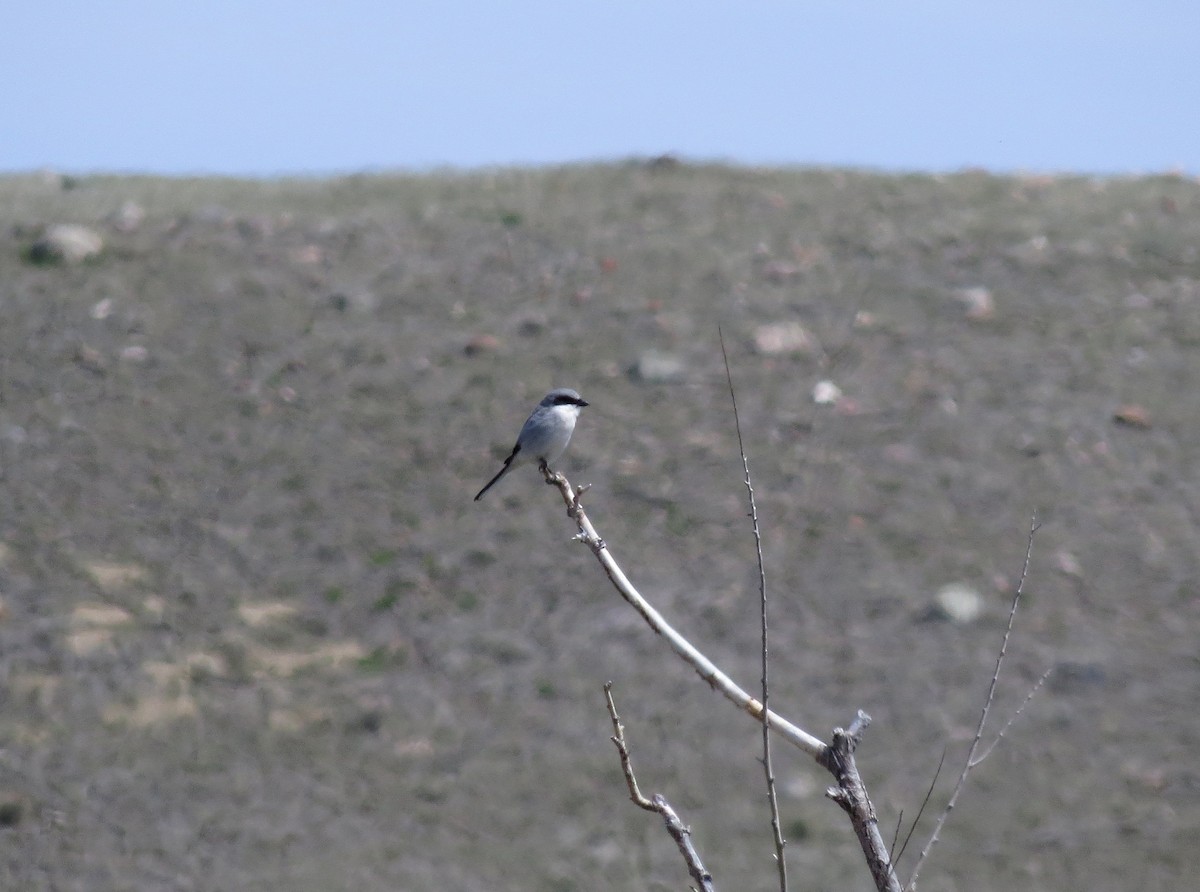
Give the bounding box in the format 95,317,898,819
3,2,1197,177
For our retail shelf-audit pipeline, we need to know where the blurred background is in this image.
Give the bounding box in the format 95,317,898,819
2,1,1198,176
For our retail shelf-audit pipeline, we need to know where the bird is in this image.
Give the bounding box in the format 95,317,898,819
474,388,589,501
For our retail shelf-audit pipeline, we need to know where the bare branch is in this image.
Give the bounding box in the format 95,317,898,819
541,464,828,758
545,444,904,890
973,666,1053,766
719,328,787,892
603,682,654,811
820,713,903,892
904,515,1044,891
603,683,716,892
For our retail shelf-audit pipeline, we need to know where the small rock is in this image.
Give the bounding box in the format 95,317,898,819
120,345,149,363
141,595,166,622
753,321,818,356
631,351,687,383
1054,550,1083,578
1010,236,1050,266
464,334,501,356
350,709,384,734
71,603,135,628
291,244,324,265
83,560,147,592
762,260,802,284
812,380,842,405
237,600,298,627
932,582,984,624
853,310,878,329
955,286,994,321
0,791,26,827
74,345,107,375
90,298,114,320
110,200,145,233
29,224,104,264
1113,404,1151,429
517,315,548,336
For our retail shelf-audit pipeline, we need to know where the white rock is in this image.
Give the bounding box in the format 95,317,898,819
934,582,983,624
632,351,687,383
110,200,145,233
753,321,817,355
32,224,103,263
812,380,842,405
954,286,994,320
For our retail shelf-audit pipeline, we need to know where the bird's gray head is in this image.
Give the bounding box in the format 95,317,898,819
541,388,589,409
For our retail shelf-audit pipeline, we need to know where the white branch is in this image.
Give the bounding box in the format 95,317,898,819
544,468,827,759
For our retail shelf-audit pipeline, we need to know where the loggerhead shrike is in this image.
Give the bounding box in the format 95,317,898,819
474,388,589,501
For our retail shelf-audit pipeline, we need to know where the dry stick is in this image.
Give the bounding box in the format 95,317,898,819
974,666,1054,766
541,465,826,757
819,713,903,892
543,466,902,892
904,516,1044,892
603,683,716,892
719,329,787,892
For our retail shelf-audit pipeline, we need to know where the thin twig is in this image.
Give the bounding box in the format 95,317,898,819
719,328,787,892
973,666,1054,766
603,682,654,810
905,515,1043,891
893,747,946,868
889,811,904,871
603,683,716,892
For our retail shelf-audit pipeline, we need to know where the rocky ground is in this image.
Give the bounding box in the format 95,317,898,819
0,164,1197,891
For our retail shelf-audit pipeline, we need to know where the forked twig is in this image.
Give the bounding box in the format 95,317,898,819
719,327,787,892
540,465,827,758
974,667,1054,766
904,515,1047,890
603,683,716,892
820,713,903,892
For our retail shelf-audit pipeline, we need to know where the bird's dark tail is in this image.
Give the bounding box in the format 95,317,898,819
474,445,520,501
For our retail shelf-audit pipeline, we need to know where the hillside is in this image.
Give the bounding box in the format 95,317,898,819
1,164,1197,891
